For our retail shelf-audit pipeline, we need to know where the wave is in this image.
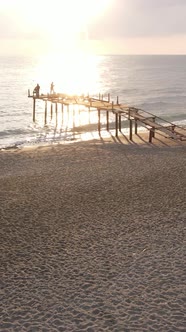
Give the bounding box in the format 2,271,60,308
0,128,34,138
0,130,80,150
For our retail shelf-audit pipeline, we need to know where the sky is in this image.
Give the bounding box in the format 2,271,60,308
1,0,186,55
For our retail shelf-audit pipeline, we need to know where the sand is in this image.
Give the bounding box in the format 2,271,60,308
0,133,186,331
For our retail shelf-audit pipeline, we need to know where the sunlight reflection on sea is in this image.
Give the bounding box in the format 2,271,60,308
33,53,104,95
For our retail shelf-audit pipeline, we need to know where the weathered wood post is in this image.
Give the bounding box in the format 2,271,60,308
128,108,133,140
108,93,110,102
115,112,118,137
55,103,58,126
129,120,133,140
50,102,53,120
61,103,64,124
67,104,70,123
106,110,109,131
98,109,101,135
149,117,156,142
33,98,36,122
73,105,75,129
44,101,47,125
149,129,153,143
119,114,122,132
117,96,119,104
128,108,131,120
135,119,138,134
152,117,156,138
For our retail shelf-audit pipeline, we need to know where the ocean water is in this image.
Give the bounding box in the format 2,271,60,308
0,54,186,149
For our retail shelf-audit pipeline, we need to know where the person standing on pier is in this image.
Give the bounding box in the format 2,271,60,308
33,84,40,97
50,82,55,94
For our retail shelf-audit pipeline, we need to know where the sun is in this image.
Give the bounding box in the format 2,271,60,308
21,0,112,51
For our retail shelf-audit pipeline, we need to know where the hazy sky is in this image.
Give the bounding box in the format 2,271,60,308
1,0,186,55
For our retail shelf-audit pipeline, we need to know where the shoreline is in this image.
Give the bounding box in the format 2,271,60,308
1,129,186,153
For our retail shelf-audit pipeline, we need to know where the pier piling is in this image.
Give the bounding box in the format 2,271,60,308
135,119,138,134
149,129,153,143
106,111,109,131
44,101,47,125
55,103,58,126
129,119,133,140
119,114,122,132
115,113,118,137
33,98,36,123
98,109,101,135
61,103,64,124
50,103,53,120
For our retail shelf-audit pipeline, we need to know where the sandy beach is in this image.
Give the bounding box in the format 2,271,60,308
0,133,186,331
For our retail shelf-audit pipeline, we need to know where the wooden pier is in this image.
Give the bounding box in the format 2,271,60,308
28,90,186,143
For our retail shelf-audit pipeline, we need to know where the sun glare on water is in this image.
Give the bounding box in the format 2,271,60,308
35,53,104,95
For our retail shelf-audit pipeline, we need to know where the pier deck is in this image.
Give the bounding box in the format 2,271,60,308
28,91,186,143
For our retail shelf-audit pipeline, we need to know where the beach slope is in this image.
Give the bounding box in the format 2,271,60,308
0,139,186,331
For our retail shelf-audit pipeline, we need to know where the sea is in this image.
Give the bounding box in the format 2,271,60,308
0,54,186,149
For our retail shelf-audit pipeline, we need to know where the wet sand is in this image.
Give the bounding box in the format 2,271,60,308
0,133,186,331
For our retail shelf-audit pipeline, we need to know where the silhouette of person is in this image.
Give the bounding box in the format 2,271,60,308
33,84,40,97
50,82,54,94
